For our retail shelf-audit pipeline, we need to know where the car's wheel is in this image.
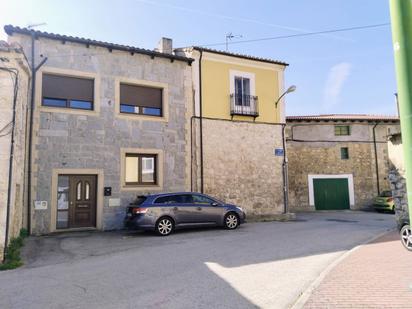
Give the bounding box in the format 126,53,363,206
400,225,412,251
156,217,174,236
224,212,239,230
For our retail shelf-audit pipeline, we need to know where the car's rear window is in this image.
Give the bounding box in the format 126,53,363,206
379,191,392,197
130,196,147,206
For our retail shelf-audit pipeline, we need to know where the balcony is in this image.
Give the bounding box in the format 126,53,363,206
230,94,259,118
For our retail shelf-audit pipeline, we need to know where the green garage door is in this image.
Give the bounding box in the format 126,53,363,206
313,178,350,210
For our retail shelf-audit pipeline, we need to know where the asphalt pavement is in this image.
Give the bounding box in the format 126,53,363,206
0,211,395,309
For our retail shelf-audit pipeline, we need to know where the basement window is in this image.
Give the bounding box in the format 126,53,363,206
341,147,349,160
335,125,350,136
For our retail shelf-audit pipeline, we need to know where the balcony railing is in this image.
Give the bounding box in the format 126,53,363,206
230,94,259,117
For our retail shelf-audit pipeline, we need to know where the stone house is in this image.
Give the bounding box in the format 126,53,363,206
4,25,193,235
0,41,31,258
286,114,399,211
177,47,291,219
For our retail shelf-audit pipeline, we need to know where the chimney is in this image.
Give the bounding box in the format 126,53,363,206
157,37,173,54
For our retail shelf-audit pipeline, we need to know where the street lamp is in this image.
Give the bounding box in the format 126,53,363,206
275,85,296,108
275,85,296,215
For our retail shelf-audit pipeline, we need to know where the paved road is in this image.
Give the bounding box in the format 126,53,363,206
0,211,395,309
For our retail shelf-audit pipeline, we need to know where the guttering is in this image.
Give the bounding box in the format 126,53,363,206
281,123,289,214
1,67,18,262
27,31,48,234
372,122,381,195
198,50,204,193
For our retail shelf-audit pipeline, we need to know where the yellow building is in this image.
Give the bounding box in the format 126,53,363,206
177,47,291,219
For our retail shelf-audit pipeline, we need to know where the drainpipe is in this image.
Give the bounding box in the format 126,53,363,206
390,0,412,226
1,67,18,262
27,31,47,234
372,123,380,195
281,124,289,214
198,50,204,193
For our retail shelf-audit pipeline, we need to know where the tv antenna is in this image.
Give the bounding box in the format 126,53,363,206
27,23,47,29
225,32,243,51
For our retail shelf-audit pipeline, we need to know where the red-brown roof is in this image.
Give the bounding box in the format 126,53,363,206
286,114,399,122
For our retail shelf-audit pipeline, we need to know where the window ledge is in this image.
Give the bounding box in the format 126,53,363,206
39,105,100,116
121,185,163,192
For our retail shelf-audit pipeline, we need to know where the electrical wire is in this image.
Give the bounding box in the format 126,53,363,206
192,23,391,48
9,22,391,60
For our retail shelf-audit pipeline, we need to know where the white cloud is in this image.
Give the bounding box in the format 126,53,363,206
323,62,352,109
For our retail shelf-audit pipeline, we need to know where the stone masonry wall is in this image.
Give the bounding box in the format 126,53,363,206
0,42,30,258
388,134,409,227
287,122,398,211
201,118,285,217
10,34,192,234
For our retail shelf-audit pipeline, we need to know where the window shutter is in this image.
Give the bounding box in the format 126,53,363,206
120,84,162,108
42,74,94,102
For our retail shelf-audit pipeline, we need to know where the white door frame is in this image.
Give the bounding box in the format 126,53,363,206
308,174,355,209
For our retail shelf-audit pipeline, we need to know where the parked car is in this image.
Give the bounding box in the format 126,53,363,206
397,213,411,251
124,192,246,236
373,190,395,213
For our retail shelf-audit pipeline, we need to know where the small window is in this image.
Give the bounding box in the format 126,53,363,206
341,147,349,160
335,125,350,136
120,83,162,117
42,73,94,110
85,182,90,200
76,181,82,200
124,153,157,186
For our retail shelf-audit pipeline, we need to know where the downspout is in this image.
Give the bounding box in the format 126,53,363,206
372,122,380,195
27,31,47,234
198,50,204,193
1,67,18,262
281,124,289,214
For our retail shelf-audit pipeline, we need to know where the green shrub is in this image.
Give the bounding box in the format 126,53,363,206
0,228,28,271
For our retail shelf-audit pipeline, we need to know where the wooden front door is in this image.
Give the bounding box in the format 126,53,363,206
68,175,97,228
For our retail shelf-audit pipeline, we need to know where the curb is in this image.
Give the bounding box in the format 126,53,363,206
290,228,396,309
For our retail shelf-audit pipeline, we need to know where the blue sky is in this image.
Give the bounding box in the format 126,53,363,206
1,0,397,116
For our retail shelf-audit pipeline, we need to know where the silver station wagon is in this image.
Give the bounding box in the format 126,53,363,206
124,192,246,236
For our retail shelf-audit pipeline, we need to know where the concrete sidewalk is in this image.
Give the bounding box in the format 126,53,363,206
303,230,412,308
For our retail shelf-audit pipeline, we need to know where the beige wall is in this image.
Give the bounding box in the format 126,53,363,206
195,118,285,218
0,42,30,258
388,133,404,173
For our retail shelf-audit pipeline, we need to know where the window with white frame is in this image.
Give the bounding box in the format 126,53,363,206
234,76,251,107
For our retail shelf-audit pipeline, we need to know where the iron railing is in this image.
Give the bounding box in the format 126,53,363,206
230,94,259,117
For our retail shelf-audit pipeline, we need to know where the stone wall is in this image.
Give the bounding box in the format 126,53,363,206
287,122,398,211
388,134,409,227
197,118,285,218
9,34,193,234
0,42,30,258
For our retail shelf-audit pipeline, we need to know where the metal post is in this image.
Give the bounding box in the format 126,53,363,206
281,124,289,214
389,0,412,226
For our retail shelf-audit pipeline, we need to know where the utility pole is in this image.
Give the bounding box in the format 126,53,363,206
389,0,412,241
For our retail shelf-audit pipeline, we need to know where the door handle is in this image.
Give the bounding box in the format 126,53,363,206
173,207,178,211
197,207,202,211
